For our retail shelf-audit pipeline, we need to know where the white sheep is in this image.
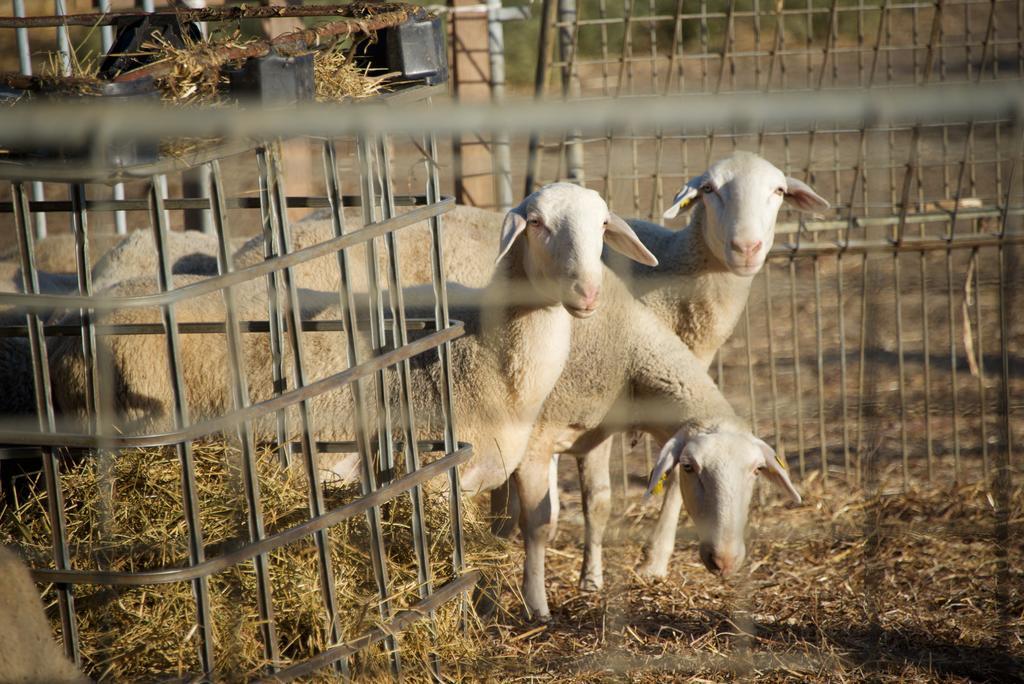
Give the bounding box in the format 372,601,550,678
50,184,657,499
509,266,801,618
0,231,126,274
0,546,86,683
231,204,501,291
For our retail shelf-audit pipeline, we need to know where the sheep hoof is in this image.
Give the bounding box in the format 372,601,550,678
636,562,668,579
578,575,602,592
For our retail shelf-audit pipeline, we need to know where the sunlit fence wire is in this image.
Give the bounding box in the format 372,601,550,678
520,0,1022,497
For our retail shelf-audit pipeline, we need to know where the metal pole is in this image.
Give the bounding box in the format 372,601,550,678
98,0,127,235
557,0,585,183
487,0,514,211
14,0,47,238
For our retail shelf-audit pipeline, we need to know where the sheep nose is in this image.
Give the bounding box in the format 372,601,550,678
709,552,738,576
730,239,763,258
572,282,600,309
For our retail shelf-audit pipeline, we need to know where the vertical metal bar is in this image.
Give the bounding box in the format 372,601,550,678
12,182,79,665
54,0,71,76
422,128,466,596
320,138,376,679
894,246,910,488
763,263,785,460
788,259,806,478
207,160,280,672
13,0,47,239
263,147,348,659
814,256,828,487
352,139,402,674
836,252,851,479
356,139,398,483
70,185,100,427
525,0,558,196
376,133,439,677
558,0,584,183
486,0,513,212
148,179,214,675
97,0,127,235
256,148,292,467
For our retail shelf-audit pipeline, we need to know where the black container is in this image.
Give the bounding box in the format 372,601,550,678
224,51,316,105
358,12,448,86
99,15,203,79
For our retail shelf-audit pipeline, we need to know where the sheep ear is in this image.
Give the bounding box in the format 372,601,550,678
495,206,528,265
783,177,830,213
605,213,658,267
645,434,687,498
662,176,703,219
754,437,802,504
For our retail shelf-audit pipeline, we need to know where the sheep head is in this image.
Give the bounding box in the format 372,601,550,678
662,152,830,277
497,183,658,318
645,427,801,577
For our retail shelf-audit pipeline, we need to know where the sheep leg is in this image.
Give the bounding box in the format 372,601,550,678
515,449,555,621
546,453,560,543
576,437,612,592
488,480,520,538
637,467,682,578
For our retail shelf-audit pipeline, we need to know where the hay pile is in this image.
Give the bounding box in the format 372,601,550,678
0,442,509,681
470,456,1024,681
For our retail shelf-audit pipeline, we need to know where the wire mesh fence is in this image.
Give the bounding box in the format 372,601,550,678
525,0,1022,496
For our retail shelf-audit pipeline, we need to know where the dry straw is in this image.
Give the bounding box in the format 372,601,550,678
0,441,508,681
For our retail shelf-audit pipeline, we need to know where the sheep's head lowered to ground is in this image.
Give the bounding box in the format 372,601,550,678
662,152,830,276
498,183,658,317
645,428,801,577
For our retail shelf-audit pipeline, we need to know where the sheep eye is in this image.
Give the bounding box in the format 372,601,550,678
700,183,715,194
681,462,695,474
775,187,785,196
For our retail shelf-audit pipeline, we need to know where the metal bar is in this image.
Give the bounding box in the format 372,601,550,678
813,257,828,486
0,324,464,450
30,446,474,586
354,136,402,673
12,181,80,665
0,3,414,28
788,258,806,478
487,0,514,211
256,148,292,468
421,127,466,605
207,159,280,671
254,571,482,684
763,263,786,461
0,198,455,322
148,178,214,674
0,319,435,338
264,145,345,656
0,194,430,213
376,133,440,679
12,0,46,238
525,0,558,195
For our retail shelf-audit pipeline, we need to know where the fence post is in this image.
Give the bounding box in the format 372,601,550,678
557,0,585,183
450,0,496,208
487,0,514,212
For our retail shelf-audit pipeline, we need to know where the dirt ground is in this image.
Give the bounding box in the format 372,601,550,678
459,455,1023,682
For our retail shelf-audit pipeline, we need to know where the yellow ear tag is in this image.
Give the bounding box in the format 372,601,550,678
775,453,787,470
652,473,668,495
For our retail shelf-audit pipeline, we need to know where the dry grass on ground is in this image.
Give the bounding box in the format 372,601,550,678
464,457,1024,683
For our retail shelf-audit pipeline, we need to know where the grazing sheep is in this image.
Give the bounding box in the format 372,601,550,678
509,266,801,619
231,204,502,291
0,546,86,683
0,232,126,274
50,185,657,498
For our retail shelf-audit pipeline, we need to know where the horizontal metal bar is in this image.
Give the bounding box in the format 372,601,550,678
29,443,473,585
0,321,465,449
0,317,436,339
0,195,428,214
0,3,420,28
769,230,1024,258
258,570,482,683
0,84,1018,148
0,198,453,313
776,206,1024,235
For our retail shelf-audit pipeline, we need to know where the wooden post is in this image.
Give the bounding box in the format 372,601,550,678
449,0,495,208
